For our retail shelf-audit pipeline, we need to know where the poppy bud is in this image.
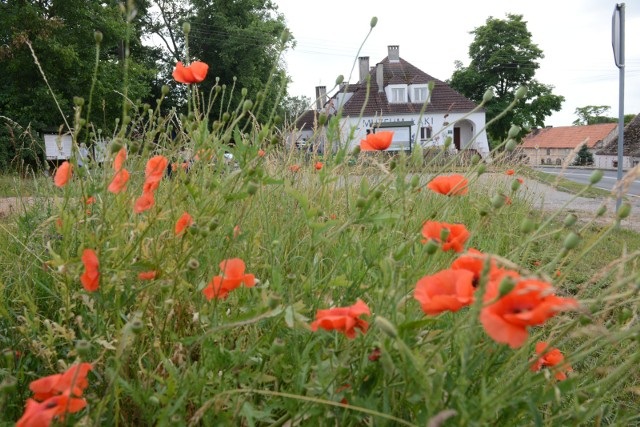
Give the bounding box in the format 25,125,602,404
270,135,279,145
498,276,516,298
94,31,103,44
280,30,290,44
515,85,528,100
76,339,91,356
511,179,521,192
563,231,581,250
274,115,283,125
491,194,505,209
352,146,361,155
336,75,344,85
370,16,378,28
596,205,607,217
130,319,144,334
74,96,85,107
247,182,258,195
161,85,170,96
617,203,631,220
479,208,489,217
187,258,200,270
110,141,123,153
123,115,131,125
355,197,367,208
318,113,328,126
148,396,160,406
375,316,397,338
589,170,604,185
482,89,494,103
242,100,253,113
443,136,452,149
508,125,521,139
215,85,221,94
471,154,481,165
222,112,230,123
477,163,486,175
373,189,383,199
182,22,190,34
390,159,397,170
424,239,439,254
564,214,578,227
505,139,517,152
359,178,369,196
256,91,264,102
270,338,286,354
241,88,248,97
439,227,450,242
410,175,420,188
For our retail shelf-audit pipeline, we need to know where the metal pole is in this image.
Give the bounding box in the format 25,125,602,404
616,3,625,211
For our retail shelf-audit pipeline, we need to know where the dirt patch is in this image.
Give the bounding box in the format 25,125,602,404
0,197,38,219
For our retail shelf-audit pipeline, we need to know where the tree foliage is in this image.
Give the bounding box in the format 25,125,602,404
573,144,594,166
573,105,636,126
448,14,564,144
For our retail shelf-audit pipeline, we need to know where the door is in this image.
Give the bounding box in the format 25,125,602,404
453,127,461,150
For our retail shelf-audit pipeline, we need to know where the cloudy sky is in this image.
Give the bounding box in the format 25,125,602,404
273,0,640,127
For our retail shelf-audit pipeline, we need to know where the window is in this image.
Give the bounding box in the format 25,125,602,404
420,127,432,140
556,158,562,165
540,159,545,165
546,148,551,155
413,87,428,103
613,160,618,168
391,88,406,103
547,158,552,164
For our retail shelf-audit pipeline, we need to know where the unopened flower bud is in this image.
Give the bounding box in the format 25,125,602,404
318,113,328,126
75,340,91,356
130,319,143,334
477,163,486,175
242,100,253,113
410,175,420,188
182,22,191,34
247,182,258,195
511,179,521,192
491,194,506,209
336,75,344,85
471,154,481,165
110,140,123,153
222,112,230,123
508,125,521,139
375,316,397,338
370,16,378,28
241,88,248,97
590,170,604,185
617,203,632,220
94,31,103,44
443,137,452,149
424,239,439,254
596,205,607,217
482,89,494,103
515,86,528,100
498,276,516,298
352,146,361,155
161,85,170,96
564,214,578,227
505,139,517,152
520,217,535,234
563,231,581,250
74,96,85,107
439,227,450,242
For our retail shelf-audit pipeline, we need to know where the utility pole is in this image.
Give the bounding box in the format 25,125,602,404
612,3,625,211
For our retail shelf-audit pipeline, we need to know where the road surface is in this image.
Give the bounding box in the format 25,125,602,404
534,167,640,199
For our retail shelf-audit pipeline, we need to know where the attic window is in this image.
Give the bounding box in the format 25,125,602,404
413,87,428,103
391,87,406,103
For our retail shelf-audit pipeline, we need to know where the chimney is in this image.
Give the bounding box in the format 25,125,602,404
388,45,399,62
376,63,384,93
315,86,326,110
358,57,370,83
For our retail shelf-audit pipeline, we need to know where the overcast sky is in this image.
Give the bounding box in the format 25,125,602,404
273,0,640,127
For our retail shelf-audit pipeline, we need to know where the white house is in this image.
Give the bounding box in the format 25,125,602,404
294,45,490,158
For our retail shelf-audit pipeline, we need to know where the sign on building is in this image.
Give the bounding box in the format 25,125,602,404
44,134,73,160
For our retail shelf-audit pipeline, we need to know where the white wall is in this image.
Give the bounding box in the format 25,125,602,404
595,154,634,169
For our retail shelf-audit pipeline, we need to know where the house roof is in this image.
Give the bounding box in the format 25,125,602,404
521,123,617,149
596,114,640,156
337,56,479,117
295,109,322,131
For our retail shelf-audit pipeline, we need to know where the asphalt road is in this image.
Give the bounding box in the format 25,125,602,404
534,167,640,198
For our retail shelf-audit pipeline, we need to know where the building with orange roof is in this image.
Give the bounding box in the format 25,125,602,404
519,123,618,166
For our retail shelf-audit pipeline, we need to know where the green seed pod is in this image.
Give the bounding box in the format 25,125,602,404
520,217,535,234
182,22,191,34
280,30,290,44
270,338,286,354
589,170,604,185
410,175,420,188
161,85,170,96
110,140,123,153
563,231,581,250
352,146,361,155
370,16,378,28
491,194,506,209
355,197,367,208
373,189,383,199
477,163,486,175
564,214,578,227
94,31,103,44
443,136,452,149
130,141,140,154
215,85,221,93
148,396,160,406
511,179,521,192
515,86,528,100
617,203,632,220
242,100,253,113
247,182,258,195
508,125,521,139
129,319,143,334
505,139,517,152
73,96,85,107
424,239,439,254
273,115,283,126
439,227,450,242
375,316,397,338
336,75,344,85
479,208,489,217
596,205,607,217
122,116,131,125
222,112,231,123
498,276,516,298
241,88,248,97
471,154,481,165
389,159,397,170
482,89,494,103
76,340,91,356
318,113,328,126
270,135,279,145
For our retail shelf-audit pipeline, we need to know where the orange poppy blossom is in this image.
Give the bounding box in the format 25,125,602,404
17,395,87,427
172,60,209,84
451,248,520,287
84,196,96,205
310,299,371,339
315,162,323,170
517,177,524,184
54,161,72,187
114,147,126,172
414,268,475,315
289,165,301,173
80,249,99,292
135,155,168,214
29,363,92,401
134,191,155,214
258,149,266,157
530,341,572,380
138,271,157,280
480,278,579,348
175,211,194,236
426,174,469,196
202,258,256,300
421,221,470,253
360,131,394,151
505,169,515,175
108,168,130,194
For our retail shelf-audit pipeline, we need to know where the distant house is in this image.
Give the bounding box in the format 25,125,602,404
595,114,640,169
293,45,490,158
520,123,618,166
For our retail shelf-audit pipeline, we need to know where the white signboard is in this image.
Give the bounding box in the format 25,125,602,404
44,134,72,160
385,127,411,151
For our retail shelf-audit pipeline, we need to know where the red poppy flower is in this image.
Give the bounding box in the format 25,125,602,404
310,299,370,339
134,192,155,214
108,169,130,194
530,342,572,380
421,221,470,253
29,363,92,401
145,155,168,183
17,395,87,427
480,279,578,348
360,131,394,151
517,178,524,184
84,196,96,205
172,61,209,84
289,165,300,173
80,249,99,292
414,269,475,315
452,249,520,287
368,347,382,361
505,195,513,205
505,169,515,175
315,162,323,170
175,211,194,236
54,162,72,187
114,147,126,172
138,271,157,280
258,149,266,157
426,174,469,196
202,258,256,300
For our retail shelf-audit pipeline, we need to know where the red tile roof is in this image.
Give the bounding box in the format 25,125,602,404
521,123,617,149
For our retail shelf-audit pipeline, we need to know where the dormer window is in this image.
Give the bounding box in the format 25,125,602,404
413,87,427,103
391,87,406,103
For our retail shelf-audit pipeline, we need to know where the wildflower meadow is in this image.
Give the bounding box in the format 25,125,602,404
1,11,640,427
